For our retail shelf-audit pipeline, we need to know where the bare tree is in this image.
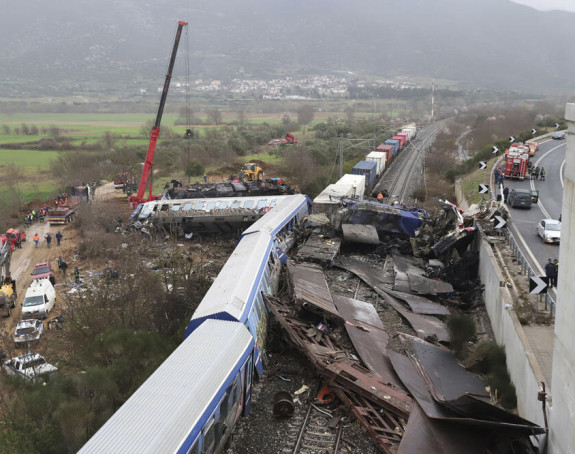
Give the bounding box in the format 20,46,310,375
297,105,314,125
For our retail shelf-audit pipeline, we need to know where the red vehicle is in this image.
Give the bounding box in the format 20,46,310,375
284,132,297,144
129,21,188,209
503,150,529,180
5,229,26,245
31,261,55,285
0,236,15,253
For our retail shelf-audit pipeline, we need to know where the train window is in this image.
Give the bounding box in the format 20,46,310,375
201,417,216,454
206,202,216,211
231,200,241,209
161,204,170,212
183,203,193,211
194,202,205,210
270,199,277,207
244,200,254,209
170,204,181,212
269,252,275,265
257,199,266,209
187,439,199,454
218,201,229,209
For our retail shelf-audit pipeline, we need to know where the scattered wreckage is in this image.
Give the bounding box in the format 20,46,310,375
261,197,542,453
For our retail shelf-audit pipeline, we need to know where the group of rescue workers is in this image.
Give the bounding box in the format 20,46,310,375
23,205,50,226
527,164,545,181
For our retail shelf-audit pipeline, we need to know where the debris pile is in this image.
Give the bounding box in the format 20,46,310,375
254,198,544,453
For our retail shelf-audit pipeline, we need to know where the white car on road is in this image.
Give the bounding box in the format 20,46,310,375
537,219,561,244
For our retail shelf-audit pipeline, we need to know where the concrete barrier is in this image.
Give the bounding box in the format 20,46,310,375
477,235,547,428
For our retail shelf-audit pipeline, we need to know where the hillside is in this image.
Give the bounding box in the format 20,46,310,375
1,0,574,95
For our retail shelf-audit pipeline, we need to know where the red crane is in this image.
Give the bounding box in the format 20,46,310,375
129,20,188,208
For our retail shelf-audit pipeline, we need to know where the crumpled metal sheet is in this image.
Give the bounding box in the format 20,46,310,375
332,294,402,387
389,346,545,435
391,255,454,295
398,403,504,454
379,291,450,343
287,261,341,319
384,288,450,316
341,224,380,245
409,335,489,401
296,232,341,265
333,257,394,288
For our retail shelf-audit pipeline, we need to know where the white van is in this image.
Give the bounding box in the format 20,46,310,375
21,279,56,319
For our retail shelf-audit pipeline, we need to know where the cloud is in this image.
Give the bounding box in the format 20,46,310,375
510,0,575,13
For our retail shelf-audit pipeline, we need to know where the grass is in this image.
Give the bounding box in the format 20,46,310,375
461,156,500,205
0,149,60,169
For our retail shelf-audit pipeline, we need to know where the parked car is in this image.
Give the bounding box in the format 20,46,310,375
21,279,56,319
32,261,55,285
14,319,44,345
507,188,532,209
537,219,561,244
552,131,566,140
5,228,26,245
2,353,57,381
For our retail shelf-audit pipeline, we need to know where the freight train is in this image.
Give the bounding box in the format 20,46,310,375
79,194,311,454
313,123,416,215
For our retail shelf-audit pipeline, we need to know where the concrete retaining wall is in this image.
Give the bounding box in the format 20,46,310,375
478,237,546,428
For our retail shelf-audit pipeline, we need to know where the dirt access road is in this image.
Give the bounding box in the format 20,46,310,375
1,183,123,342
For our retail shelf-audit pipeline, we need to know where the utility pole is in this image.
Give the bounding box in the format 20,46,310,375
339,134,344,179
431,79,435,122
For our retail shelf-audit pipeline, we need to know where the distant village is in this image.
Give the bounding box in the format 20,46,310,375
151,74,429,100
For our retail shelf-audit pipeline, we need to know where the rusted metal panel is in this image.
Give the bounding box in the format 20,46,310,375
297,232,341,264
384,288,450,316
332,294,402,387
341,224,380,245
325,360,412,419
287,261,341,319
264,294,412,419
334,386,404,454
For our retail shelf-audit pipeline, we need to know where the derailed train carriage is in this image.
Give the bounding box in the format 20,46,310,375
80,194,311,453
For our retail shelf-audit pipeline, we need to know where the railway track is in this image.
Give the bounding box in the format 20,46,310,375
374,123,438,205
282,403,344,454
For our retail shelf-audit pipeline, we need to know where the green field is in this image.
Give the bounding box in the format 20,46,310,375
0,149,60,169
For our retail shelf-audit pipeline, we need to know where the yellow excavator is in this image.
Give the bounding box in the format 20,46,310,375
239,163,264,182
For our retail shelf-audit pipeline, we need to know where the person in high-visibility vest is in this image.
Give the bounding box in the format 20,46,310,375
74,266,80,284
377,192,384,203
33,234,40,248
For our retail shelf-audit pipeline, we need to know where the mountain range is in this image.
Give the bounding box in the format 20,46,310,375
1,0,574,96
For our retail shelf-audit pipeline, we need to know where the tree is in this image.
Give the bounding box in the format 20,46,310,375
207,109,223,125
185,160,205,177
297,105,314,125
344,105,355,122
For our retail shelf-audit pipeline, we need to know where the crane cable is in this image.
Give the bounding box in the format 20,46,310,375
184,25,192,182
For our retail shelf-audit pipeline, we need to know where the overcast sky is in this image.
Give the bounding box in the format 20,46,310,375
511,0,575,12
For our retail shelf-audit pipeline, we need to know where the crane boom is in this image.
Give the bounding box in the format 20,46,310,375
129,20,188,208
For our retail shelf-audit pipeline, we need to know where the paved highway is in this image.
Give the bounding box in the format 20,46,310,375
499,138,565,276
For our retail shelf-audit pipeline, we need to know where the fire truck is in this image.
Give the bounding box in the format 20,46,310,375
502,149,529,180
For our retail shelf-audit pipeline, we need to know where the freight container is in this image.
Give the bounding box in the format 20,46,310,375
385,139,400,156
352,160,377,190
401,123,417,140
377,144,394,164
392,135,406,148
397,132,409,145
312,184,355,216
336,174,366,199
365,151,387,177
